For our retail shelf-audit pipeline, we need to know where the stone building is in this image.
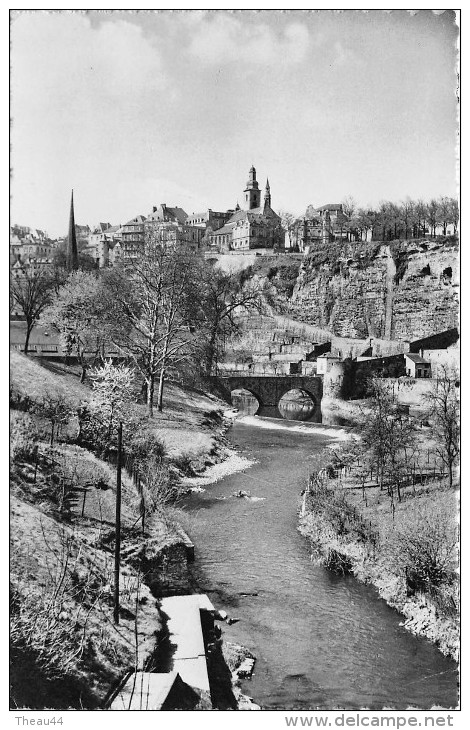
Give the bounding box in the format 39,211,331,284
186,209,231,231
145,204,205,252
10,225,55,265
290,203,350,254
121,214,147,260
85,223,123,267
209,167,282,252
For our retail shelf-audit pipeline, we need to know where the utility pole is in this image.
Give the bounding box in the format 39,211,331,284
114,422,123,625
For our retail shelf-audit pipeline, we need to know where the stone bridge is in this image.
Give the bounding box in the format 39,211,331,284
211,374,323,417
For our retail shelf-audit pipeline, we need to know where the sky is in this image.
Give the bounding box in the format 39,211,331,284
10,9,459,237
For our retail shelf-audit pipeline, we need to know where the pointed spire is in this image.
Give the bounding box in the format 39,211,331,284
264,178,271,207
67,189,78,271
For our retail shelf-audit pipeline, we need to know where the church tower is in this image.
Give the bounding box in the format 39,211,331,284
244,165,261,210
264,178,271,209
67,189,78,271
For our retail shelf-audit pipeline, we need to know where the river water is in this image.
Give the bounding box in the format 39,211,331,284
183,413,458,710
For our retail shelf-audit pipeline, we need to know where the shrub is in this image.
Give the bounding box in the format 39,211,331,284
10,412,38,463
172,452,195,477
385,502,458,593
126,432,166,468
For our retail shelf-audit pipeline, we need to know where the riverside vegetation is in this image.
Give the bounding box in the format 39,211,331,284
299,374,459,661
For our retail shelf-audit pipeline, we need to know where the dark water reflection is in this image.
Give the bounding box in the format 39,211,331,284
232,389,322,422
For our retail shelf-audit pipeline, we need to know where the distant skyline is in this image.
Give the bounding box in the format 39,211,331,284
11,9,459,237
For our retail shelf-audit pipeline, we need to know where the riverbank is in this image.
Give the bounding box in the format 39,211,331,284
9,351,255,709
298,443,459,662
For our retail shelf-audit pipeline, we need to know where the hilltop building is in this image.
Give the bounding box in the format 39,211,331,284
85,223,123,268
144,204,206,252
209,166,283,253
10,225,55,265
120,214,147,261
288,203,351,254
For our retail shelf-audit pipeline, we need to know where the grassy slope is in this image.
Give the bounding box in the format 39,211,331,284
9,350,230,709
10,350,229,464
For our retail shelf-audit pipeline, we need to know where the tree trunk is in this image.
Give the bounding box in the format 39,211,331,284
447,456,453,488
147,375,155,417
24,322,33,354
157,367,165,413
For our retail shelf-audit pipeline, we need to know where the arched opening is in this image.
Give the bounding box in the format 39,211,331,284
278,388,317,422
231,388,260,416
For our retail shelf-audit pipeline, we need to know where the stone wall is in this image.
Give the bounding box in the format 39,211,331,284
290,239,459,342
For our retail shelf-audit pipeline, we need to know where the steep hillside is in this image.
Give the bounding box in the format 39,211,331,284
9,351,232,709
290,238,459,340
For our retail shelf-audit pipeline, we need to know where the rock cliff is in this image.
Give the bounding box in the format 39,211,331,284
290,238,459,341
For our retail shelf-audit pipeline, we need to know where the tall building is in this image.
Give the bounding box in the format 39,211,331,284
121,214,146,260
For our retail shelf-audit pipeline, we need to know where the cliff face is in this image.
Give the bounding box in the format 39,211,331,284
290,239,459,341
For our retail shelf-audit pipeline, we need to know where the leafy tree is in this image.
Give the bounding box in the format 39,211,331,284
41,271,105,382
88,361,135,444
425,366,460,488
11,266,55,354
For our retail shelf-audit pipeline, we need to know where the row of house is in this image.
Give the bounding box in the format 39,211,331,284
10,166,353,272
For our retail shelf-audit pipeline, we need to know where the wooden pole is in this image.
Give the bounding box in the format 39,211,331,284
114,422,123,625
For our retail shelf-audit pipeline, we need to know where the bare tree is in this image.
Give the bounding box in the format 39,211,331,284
414,199,428,238
426,366,460,488
438,196,452,235
11,265,55,354
102,241,202,415
400,198,415,239
449,198,459,235
426,199,439,237
342,195,356,220
361,377,414,501
198,266,266,377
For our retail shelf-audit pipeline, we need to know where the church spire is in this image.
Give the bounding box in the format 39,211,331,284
67,189,78,271
244,165,260,210
264,178,271,208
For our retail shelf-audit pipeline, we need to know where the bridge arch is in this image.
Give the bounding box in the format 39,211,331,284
230,387,263,415
212,375,323,416
276,386,317,407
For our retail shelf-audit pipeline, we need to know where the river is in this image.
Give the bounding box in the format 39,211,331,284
182,413,459,710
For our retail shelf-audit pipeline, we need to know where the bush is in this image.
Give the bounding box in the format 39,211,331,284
126,432,166,468
10,412,38,463
385,502,458,593
172,452,195,476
